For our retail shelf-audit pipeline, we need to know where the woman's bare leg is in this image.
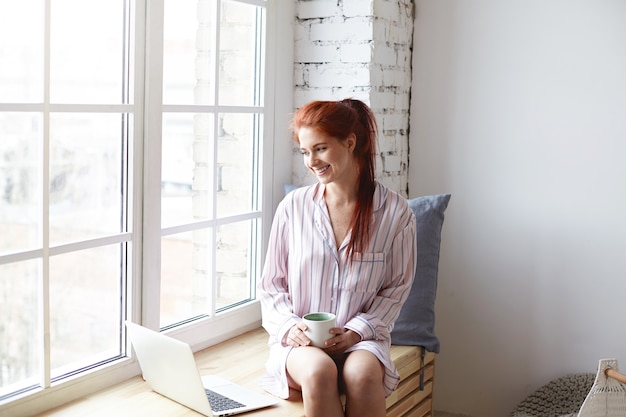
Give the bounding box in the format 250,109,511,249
342,350,386,417
287,347,344,417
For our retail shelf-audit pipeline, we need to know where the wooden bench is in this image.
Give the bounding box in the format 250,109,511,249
36,327,435,417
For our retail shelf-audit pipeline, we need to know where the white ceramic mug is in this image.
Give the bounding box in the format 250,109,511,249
303,312,336,348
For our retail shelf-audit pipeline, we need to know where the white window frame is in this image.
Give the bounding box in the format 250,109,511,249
1,1,294,416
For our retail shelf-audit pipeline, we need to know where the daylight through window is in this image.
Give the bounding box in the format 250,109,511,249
0,0,267,406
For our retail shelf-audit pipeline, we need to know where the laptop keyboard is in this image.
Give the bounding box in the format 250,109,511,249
205,388,245,412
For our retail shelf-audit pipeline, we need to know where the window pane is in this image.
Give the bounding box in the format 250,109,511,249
215,220,257,310
161,112,261,223
0,260,41,397
160,220,258,328
163,0,216,105
49,245,124,379
219,2,264,106
162,113,216,228
217,113,260,218
50,0,126,104
0,1,44,103
0,113,43,255
49,113,125,245
161,230,212,328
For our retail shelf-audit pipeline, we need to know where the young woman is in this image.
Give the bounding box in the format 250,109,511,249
258,99,417,417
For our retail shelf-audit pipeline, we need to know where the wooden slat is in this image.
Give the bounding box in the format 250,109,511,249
392,346,435,374
402,398,433,417
386,365,434,408
386,381,433,417
396,351,435,381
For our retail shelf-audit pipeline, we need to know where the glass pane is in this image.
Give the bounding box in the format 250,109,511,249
161,230,212,328
49,113,125,244
0,0,44,103
162,113,216,228
215,220,257,310
216,113,260,217
0,113,43,255
0,260,41,397
49,245,123,379
219,2,264,106
163,0,216,105
50,0,126,104
160,221,257,327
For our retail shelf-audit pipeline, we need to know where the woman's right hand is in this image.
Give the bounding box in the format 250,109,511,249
286,321,312,347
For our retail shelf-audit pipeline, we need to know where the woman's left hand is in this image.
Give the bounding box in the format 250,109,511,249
321,328,362,356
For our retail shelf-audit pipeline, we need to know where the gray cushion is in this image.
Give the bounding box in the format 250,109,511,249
390,194,451,352
283,183,299,195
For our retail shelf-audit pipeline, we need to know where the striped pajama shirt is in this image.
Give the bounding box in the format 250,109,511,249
258,181,417,399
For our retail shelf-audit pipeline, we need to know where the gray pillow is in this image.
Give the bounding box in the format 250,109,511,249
390,194,451,352
283,183,299,195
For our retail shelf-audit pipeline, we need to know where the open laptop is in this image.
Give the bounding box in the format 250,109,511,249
126,321,277,416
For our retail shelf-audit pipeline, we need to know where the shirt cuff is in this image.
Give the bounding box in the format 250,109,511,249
277,315,300,346
344,315,375,341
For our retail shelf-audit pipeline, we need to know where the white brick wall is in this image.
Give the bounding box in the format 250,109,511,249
291,0,413,196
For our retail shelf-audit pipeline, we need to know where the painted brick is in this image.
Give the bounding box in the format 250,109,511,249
383,113,407,131
374,0,400,22
336,89,371,103
294,89,333,107
382,154,402,173
372,19,389,43
294,21,309,42
339,42,373,63
294,65,306,86
396,49,411,68
368,67,384,88
310,18,373,42
307,65,370,88
295,41,339,63
395,92,410,110
294,88,372,109
375,155,383,173
382,69,409,86
372,91,396,109
372,43,397,65
297,0,338,19
387,23,409,45
344,0,373,17
378,136,397,155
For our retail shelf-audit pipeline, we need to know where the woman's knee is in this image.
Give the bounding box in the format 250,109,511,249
304,358,338,389
342,352,384,392
288,348,338,390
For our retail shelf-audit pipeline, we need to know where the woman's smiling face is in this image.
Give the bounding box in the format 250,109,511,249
298,127,356,185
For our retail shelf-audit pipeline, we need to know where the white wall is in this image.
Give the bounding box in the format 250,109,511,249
408,1,626,416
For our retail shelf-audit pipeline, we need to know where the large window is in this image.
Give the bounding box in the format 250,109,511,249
0,0,272,414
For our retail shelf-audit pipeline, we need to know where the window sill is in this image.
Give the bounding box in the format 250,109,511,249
1,302,262,417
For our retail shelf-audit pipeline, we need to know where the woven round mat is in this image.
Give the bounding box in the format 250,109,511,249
510,373,595,417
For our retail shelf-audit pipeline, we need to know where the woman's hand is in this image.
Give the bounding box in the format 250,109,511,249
286,321,312,347
286,323,362,353
321,328,362,356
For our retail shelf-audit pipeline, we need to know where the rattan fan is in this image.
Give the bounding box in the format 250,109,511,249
577,358,626,417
